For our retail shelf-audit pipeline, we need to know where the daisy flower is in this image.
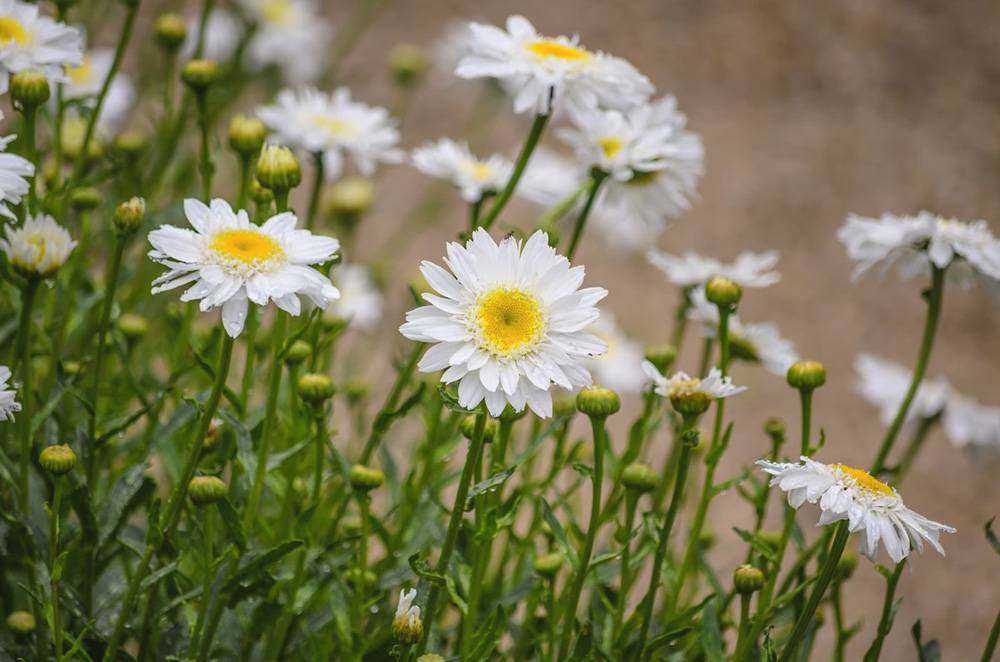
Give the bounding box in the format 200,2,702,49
757,457,954,564
0,0,83,95
0,112,33,221
837,211,1000,300
410,138,513,204
647,250,781,289
1,213,76,278
392,589,422,642
148,198,340,338
0,365,21,421
63,49,135,134
455,15,653,115
257,87,404,181
182,9,242,63
942,395,1000,452
323,262,382,331
399,229,608,418
584,313,647,395
642,361,747,402
517,147,584,208
236,0,332,85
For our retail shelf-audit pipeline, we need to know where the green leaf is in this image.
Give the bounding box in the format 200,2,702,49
30,383,64,436
542,498,579,571
467,465,516,504
408,553,445,586
985,517,1000,556
466,605,507,662
139,560,180,592
571,462,593,480
444,572,468,615
437,383,478,414
705,423,734,466
911,620,942,662
733,527,778,563
223,540,303,593
97,465,153,550
700,597,725,662
216,497,247,552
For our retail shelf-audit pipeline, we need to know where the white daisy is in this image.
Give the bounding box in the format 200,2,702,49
941,395,1000,451
148,198,340,338
182,9,242,63
641,360,747,403
393,588,420,631
454,15,653,115
647,250,781,289
584,312,646,395
399,229,608,418
1,213,76,277
516,147,585,208
0,111,33,221
0,0,83,95
757,457,955,564
236,0,332,85
0,365,21,421
323,262,382,331
257,87,404,181
410,138,513,204
837,211,1000,300
62,49,135,134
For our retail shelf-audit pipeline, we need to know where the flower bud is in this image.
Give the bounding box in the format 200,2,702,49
576,386,621,419
344,378,369,404
620,463,658,494
256,145,301,193
113,129,149,160
228,115,267,157
533,552,564,577
39,444,77,475
764,418,785,440
328,177,375,224
393,589,423,645
188,475,227,505
117,313,149,343
786,360,826,392
181,59,220,92
460,416,497,444
346,567,377,589
298,373,335,404
113,197,146,236
734,564,765,595
202,418,224,453
284,340,311,365
6,610,35,635
155,12,187,50
340,515,362,536
249,180,275,207
11,70,50,108
69,187,102,212
63,360,81,377
669,391,712,418
705,276,742,308
644,344,677,373
349,464,384,491
387,43,427,85
498,404,528,423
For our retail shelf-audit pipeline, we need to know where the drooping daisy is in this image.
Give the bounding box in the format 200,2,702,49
647,250,781,289
0,365,21,421
757,457,955,564
455,15,653,115
257,87,404,181
235,0,332,85
62,49,135,134
0,0,83,95
1,213,76,277
148,198,340,338
392,589,422,643
399,229,608,418
837,211,1000,300
323,262,382,331
182,8,242,63
584,312,646,395
410,138,513,204
0,111,33,221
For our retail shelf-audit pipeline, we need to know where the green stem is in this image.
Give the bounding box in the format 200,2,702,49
800,389,813,456
870,266,945,475
862,561,905,662
236,154,254,210
195,92,214,201
611,490,639,647
564,171,606,261
537,181,589,226
15,278,39,515
733,592,752,661
188,506,215,658
312,407,328,502
305,154,324,231
358,343,421,464
697,336,714,378
895,415,937,484
777,520,850,662
239,307,259,415
354,493,370,628
479,113,549,231
982,604,1000,662
21,105,37,215
49,479,64,662
669,288,693,355
832,581,846,662
759,505,796,610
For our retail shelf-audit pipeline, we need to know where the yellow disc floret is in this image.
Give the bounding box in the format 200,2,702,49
473,286,545,358
311,115,352,138
598,136,624,160
0,17,29,45
527,40,590,62
260,0,292,25
67,56,92,86
834,464,895,498
209,229,286,276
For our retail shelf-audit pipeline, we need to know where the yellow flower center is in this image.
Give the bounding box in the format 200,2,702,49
260,0,292,25
461,160,492,181
209,229,285,273
474,286,545,358
67,56,92,86
834,464,894,497
311,114,352,138
527,40,590,62
669,377,702,397
598,136,624,159
0,16,29,45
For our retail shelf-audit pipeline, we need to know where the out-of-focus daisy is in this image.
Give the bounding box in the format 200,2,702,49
642,360,745,415
236,0,332,85
323,262,382,331
0,0,83,95
517,147,584,208
647,250,781,289
838,211,1000,300
1,213,76,277
757,457,954,564
584,312,646,395
455,15,652,115
0,112,33,221
182,8,242,63
432,21,472,79
257,87,404,181
0,365,21,421
942,395,1000,452
62,49,135,134
148,198,340,337
399,229,607,417
410,138,513,204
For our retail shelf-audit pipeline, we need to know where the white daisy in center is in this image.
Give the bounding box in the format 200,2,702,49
399,229,608,417
148,199,340,337
410,138,513,204
0,365,21,421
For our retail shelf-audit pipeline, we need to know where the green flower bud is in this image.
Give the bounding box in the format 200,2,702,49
576,386,621,419
553,395,577,418
250,178,275,205
344,378,369,404
228,115,267,157
533,552,564,577
764,418,785,440
113,197,146,236
644,343,677,373
346,567,378,589
705,276,742,308
113,129,149,159
181,59,220,92
349,464,384,491
340,515,362,536
39,444,77,475
256,145,301,193
188,476,227,505
387,43,427,85
155,12,187,50
298,373,335,404
117,313,149,342
69,186,102,212
328,177,375,223
620,463,658,494
786,360,827,391
11,70,50,108
669,391,713,418
734,564,765,594
6,610,36,635
284,340,311,365
460,416,497,444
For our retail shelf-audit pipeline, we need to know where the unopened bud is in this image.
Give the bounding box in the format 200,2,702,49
284,340,311,365
533,552,564,576
188,476,226,505
576,386,621,419
328,177,374,223
113,197,146,236
118,313,149,343
349,464,384,491
6,610,35,635
39,444,77,475
387,43,427,85
621,463,658,494
250,178,274,205
734,564,765,594
113,129,149,159
181,59,220,92
705,276,742,308
786,360,826,392
644,344,677,373
69,187,102,212
256,145,301,193
11,70,50,108
460,416,497,443
298,373,335,404
228,115,267,157
155,12,187,50
834,551,858,582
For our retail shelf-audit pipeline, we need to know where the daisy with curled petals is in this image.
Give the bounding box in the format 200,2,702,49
257,87,404,181
0,112,33,220
641,360,745,415
399,229,608,417
410,138,513,204
757,457,954,564
235,0,332,85
1,213,76,278
0,0,83,94
455,15,653,115
838,211,1000,300
0,365,21,421
647,250,781,289
148,199,340,338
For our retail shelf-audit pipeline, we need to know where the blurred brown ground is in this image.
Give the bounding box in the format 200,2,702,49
151,0,1000,658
